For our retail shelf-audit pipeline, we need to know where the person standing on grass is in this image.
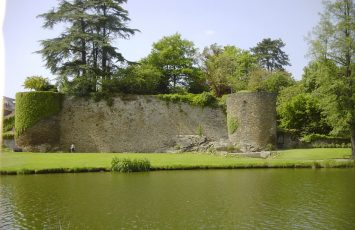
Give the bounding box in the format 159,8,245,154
70,144,75,153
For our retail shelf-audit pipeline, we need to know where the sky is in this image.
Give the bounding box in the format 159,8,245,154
2,0,324,98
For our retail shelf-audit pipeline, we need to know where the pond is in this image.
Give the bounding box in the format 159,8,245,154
1,169,355,229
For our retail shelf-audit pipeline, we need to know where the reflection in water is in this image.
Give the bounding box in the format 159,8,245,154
1,169,355,229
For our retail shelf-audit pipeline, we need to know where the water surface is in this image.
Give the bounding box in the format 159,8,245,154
1,169,355,229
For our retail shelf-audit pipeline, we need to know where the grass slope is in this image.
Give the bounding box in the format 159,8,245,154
0,148,353,175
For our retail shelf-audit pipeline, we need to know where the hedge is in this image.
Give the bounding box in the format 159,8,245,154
15,92,63,137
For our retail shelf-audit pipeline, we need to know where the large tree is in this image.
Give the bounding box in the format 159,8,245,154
247,68,295,94
201,44,257,97
144,33,200,93
308,0,355,158
251,38,290,72
277,90,332,136
37,0,138,95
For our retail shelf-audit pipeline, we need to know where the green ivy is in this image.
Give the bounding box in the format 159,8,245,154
3,116,14,132
228,117,239,134
15,92,63,137
157,92,219,107
196,124,204,137
2,131,14,139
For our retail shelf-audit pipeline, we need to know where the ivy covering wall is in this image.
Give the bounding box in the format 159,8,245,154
15,92,63,137
2,116,14,139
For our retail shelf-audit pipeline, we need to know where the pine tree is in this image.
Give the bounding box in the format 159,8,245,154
251,38,290,72
37,0,138,95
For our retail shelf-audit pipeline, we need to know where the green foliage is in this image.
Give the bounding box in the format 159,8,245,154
250,38,290,71
201,44,257,96
105,63,163,95
302,61,322,93
3,116,14,132
196,124,204,137
227,117,239,134
23,76,56,91
310,143,352,148
2,131,14,140
265,144,276,151
277,92,331,136
307,0,355,157
304,59,352,136
157,92,218,107
15,92,63,137
247,69,295,94
37,0,138,95
301,134,337,143
111,157,151,172
2,116,15,140
301,133,350,147
262,71,295,94
143,33,201,93
276,83,304,107
91,91,114,107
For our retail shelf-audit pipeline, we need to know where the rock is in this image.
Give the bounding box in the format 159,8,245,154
174,135,210,152
210,139,235,152
231,151,271,159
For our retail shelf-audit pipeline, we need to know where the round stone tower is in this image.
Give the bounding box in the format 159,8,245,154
226,92,277,152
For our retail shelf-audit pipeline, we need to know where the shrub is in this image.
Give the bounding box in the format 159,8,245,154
265,143,276,151
157,92,218,107
15,92,63,137
91,91,114,106
23,76,56,91
227,117,238,134
111,157,151,172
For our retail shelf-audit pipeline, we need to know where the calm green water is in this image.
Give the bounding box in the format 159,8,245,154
1,169,355,229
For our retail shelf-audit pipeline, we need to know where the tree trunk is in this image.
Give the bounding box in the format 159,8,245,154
101,5,108,80
80,19,86,76
351,124,355,159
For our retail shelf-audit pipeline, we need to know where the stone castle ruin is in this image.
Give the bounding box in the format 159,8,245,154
15,92,276,153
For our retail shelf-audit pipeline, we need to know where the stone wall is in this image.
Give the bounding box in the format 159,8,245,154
15,92,277,153
227,92,277,152
59,95,228,152
16,116,60,152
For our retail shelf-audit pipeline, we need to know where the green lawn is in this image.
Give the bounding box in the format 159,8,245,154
0,148,353,174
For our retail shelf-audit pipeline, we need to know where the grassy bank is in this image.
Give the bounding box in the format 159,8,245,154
0,148,354,175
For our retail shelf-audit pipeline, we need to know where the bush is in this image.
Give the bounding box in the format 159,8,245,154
265,143,276,151
301,133,333,143
23,76,56,91
157,92,218,107
15,92,63,137
111,157,151,172
301,133,351,148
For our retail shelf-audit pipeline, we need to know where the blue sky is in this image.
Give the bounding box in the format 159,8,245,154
3,0,324,98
